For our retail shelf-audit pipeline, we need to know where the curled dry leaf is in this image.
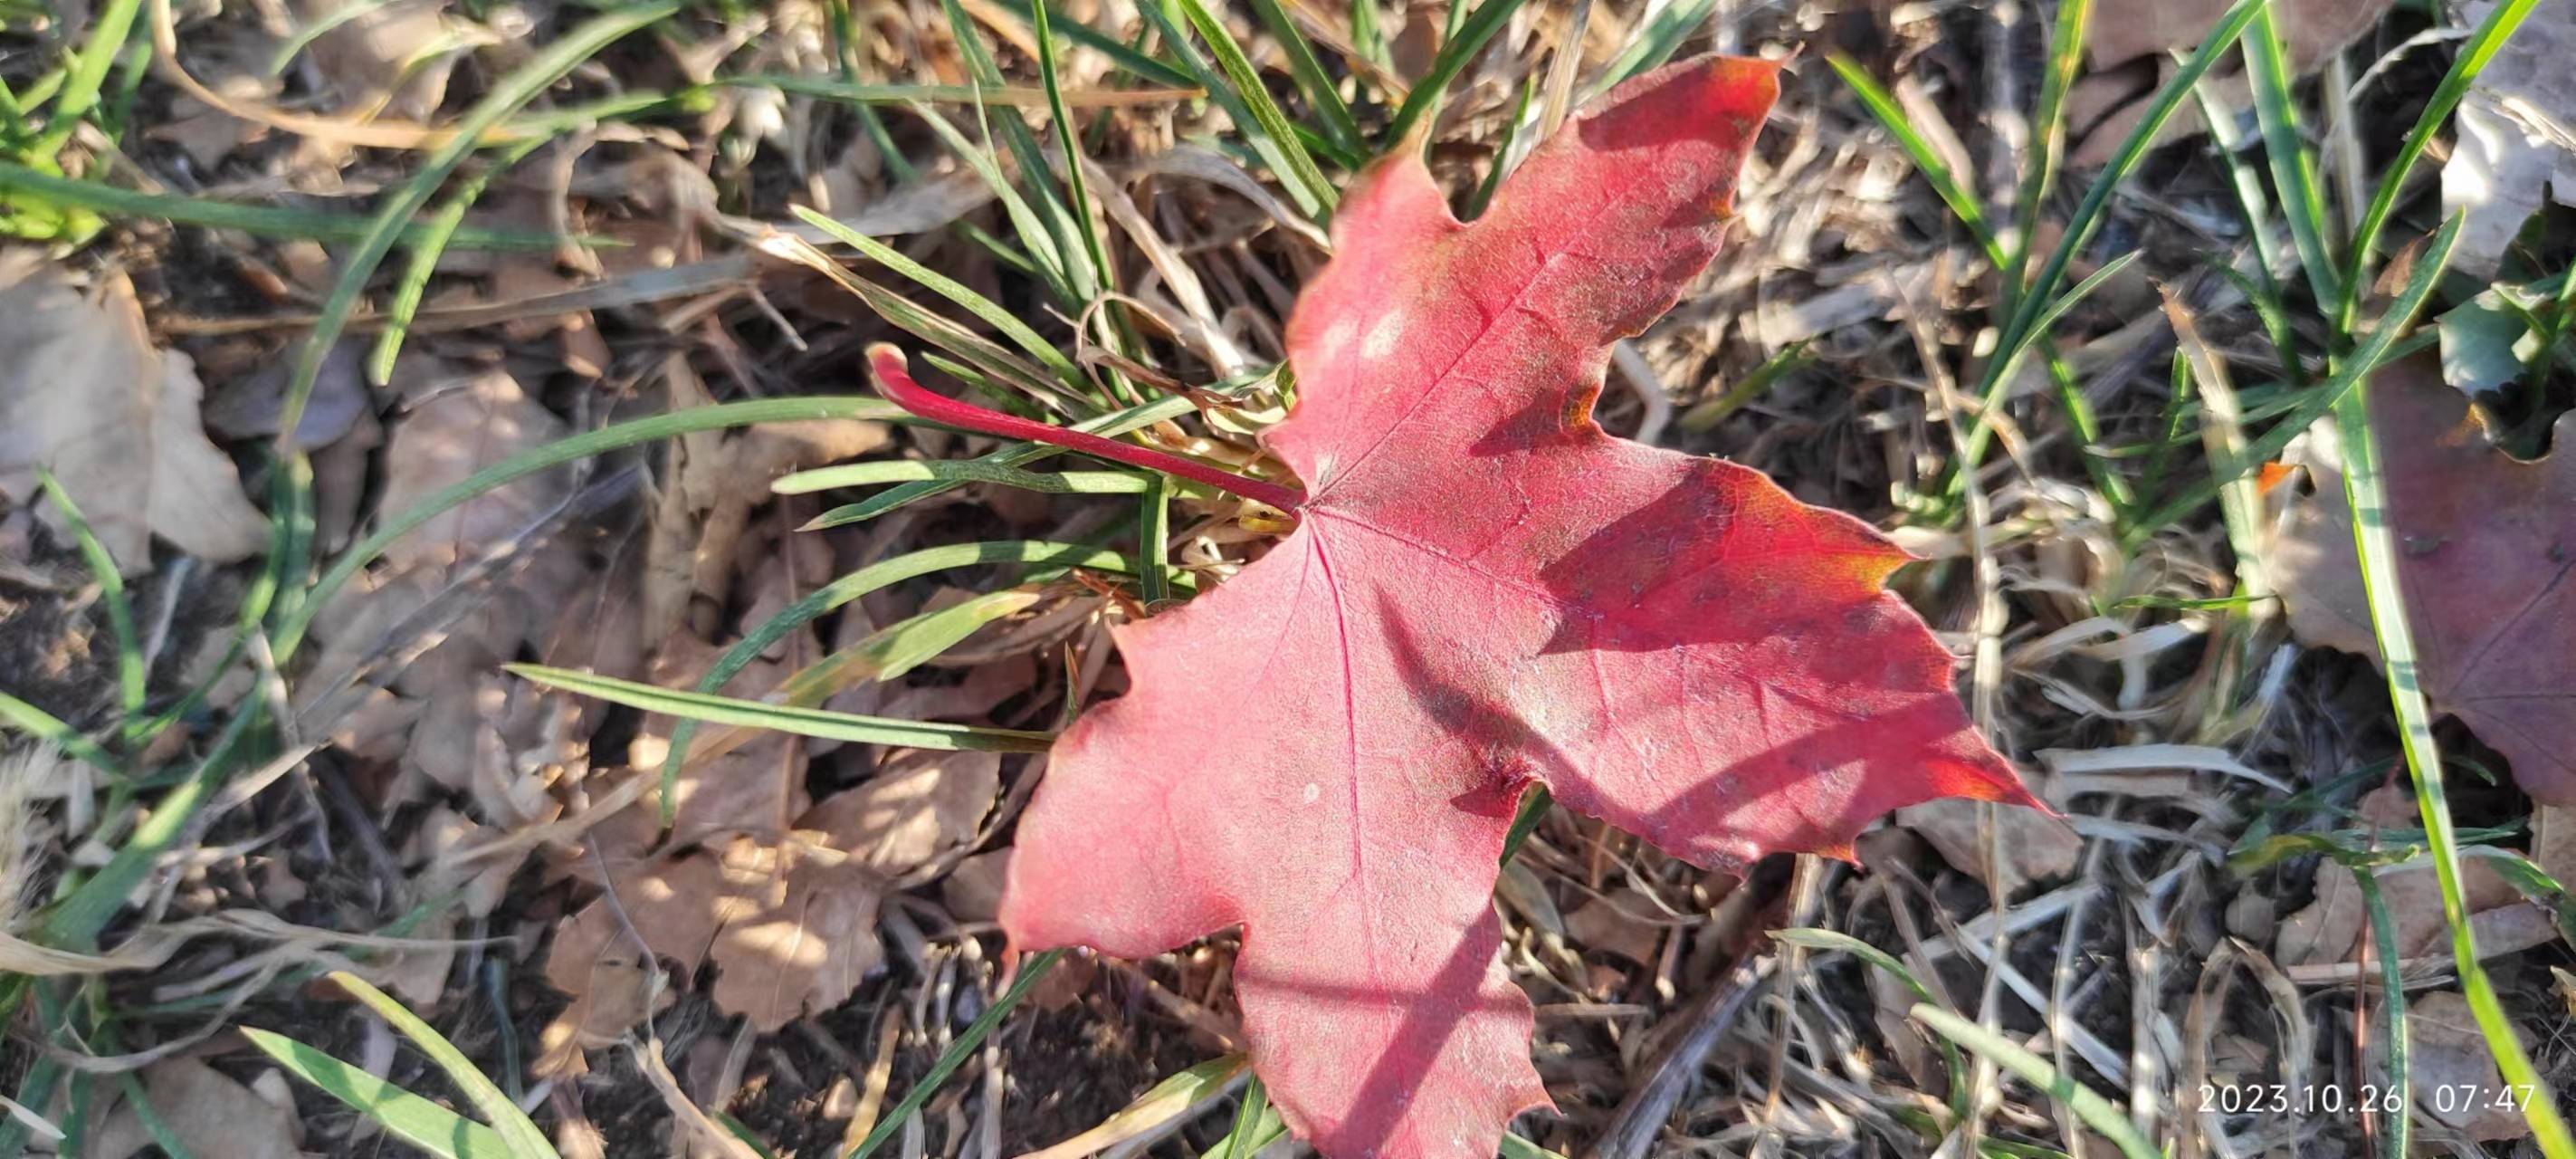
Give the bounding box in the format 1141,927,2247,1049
0,253,267,575
2273,358,2576,804
2443,0,2576,278
999,59,2035,1159
544,751,1000,1033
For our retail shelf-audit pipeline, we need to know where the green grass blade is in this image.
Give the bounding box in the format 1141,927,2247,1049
792,206,1087,390
1383,0,1531,148
1963,0,2269,472
1908,1003,2159,1159
1169,0,1338,212
809,393,1201,526
992,1,1198,90
281,397,904,658
280,0,676,433
1131,0,1328,218
243,1029,514,1159
1212,1076,1276,1159
517,666,1056,752
941,0,1099,297
34,0,140,150
0,693,120,776
372,137,550,384
1585,0,1719,99
1827,56,2005,268
656,540,1133,812
1026,0,1117,292
324,972,557,1159
1465,74,1539,219
32,470,143,724
1243,0,1362,155
2340,0,2543,332
778,460,1150,496
905,100,1074,300
1137,473,1173,606
2348,869,2409,1159
1776,927,1970,1119
844,950,1066,1158
2006,0,2091,294
2333,366,2575,1155
2238,6,2341,309
0,160,575,249
2126,214,2459,539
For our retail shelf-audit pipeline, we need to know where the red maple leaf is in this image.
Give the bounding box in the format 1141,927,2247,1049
987,58,2037,1159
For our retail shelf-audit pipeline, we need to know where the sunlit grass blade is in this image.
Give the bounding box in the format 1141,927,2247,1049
513,666,1056,752
1026,0,1117,294
1384,0,1531,148
1907,1003,2158,1159
1137,473,1174,606
2126,214,2459,540
324,972,557,1159
1680,340,1811,432
809,393,1203,527
844,950,1065,1158
902,101,1075,302
940,0,1099,297
752,230,1076,407
656,541,1135,812
2340,0,2543,331
278,0,676,435
0,160,574,249
1825,57,2003,268
1775,928,1970,1120
2238,6,2340,309
243,1029,514,1159
2348,869,2409,1159
280,397,905,657
792,206,1087,390
0,694,119,776
2332,351,2575,1154
1465,74,1539,220
32,0,139,153
1244,0,1362,155
1169,0,1340,211
1585,0,1717,99
778,461,1151,497
724,74,1196,108
2005,0,2090,293
992,0,1198,90
372,137,549,384
1207,1075,1279,1159
1961,0,2269,475
1128,0,1328,219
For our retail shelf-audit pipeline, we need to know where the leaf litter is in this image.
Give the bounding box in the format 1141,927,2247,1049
11,1,2576,1156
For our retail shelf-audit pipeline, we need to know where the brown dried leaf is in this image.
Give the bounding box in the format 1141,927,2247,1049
2068,0,2394,168
2274,359,2576,803
1895,796,2083,893
88,1058,298,1159
2443,0,2576,275
545,754,997,1032
0,254,267,574
2384,991,2533,1142
2276,789,2551,965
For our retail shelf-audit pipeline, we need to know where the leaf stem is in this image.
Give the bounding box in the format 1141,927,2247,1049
865,344,1307,512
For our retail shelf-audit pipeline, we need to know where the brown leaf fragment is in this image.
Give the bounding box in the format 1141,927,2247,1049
88,1058,299,1159
0,254,267,574
1895,796,2082,893
2276,789,2552,965
2443,0,2576,275
2274,358,2576,803
2381,991,2533,1142
546,753,996,1030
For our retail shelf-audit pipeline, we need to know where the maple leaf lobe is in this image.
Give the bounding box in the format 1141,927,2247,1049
1002,56,2036,1159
